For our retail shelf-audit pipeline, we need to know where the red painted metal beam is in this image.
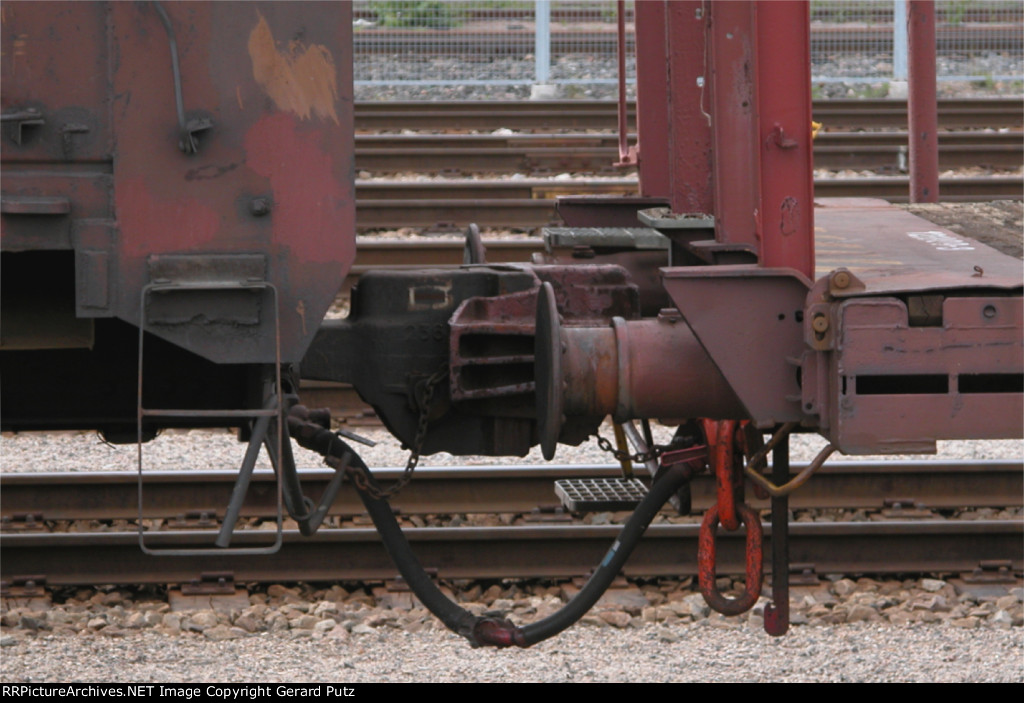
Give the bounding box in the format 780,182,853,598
708,1,760,252
666,1,713,215
754,0,815,279
908,0,940,203
634,1,670,198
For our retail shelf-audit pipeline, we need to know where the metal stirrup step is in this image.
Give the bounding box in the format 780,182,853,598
136,278,285,555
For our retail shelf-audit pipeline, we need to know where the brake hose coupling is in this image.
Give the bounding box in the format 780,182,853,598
470,617,527,648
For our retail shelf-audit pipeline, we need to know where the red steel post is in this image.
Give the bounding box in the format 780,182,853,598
666,1,713,215
754,1,815,279
615,0,634,167
708,1,761,253
908,0,940,203
633,0,671,197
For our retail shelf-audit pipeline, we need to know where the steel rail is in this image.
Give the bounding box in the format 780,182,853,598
2,460,1020,521
356,131,1024,150
352,99,1024,132
353,177,1024,230
2,520,1019,585
354,177,1024,200
353,131,1024,174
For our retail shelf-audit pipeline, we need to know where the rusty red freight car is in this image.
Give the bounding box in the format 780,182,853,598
1,1,1021,648
2,2,355,437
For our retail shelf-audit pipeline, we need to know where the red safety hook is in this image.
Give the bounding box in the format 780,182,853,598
697,419,764,617
697,503,763,616
701,419,745,531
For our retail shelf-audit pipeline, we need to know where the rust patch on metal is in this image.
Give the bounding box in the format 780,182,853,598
247,13,339,124
780,196,799,236
244,112,353,266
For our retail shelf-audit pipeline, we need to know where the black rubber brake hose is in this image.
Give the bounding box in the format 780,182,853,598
289,415,690,648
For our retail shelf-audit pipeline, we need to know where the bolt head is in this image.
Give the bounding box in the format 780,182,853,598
249,197,271,217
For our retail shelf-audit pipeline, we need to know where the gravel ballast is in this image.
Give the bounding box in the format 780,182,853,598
2,623,1022,683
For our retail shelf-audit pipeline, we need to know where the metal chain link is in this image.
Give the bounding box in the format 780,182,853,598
344,364,448,500
595,432,666,464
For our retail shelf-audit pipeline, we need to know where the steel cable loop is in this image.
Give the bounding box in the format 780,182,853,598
697,503,764,616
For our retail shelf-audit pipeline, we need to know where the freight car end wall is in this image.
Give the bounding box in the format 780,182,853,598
1,2,357,434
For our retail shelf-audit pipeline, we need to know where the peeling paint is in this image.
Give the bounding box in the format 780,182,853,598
248,12,339,124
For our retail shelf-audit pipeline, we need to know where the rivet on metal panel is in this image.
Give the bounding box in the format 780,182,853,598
249,197,272,217
828,268,864,296
811,313,829,334
657,308,682,323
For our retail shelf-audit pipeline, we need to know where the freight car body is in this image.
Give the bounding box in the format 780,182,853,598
1,1,1021,648
1,2,355,438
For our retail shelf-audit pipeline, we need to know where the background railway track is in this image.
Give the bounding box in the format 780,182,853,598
353,99,1024,132
353,177,1023,231
351,99,1022,231
355,130,1024,174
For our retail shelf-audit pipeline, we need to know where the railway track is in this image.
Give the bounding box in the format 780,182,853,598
353,177,1024,231
2,460,1019,585
3,460,1020,520
353,99,1024,132
355,131,1024,174
350,98,1022,230
3,521,1019,586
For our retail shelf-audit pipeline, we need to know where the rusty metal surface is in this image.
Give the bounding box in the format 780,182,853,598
755,0,815,278
813,200,1023,292
449,289,538,402
2,520,1020,585
633,1,670,197
662,265,812,427
698,503,763,616
709,1,761,255
666,1,713,216
2,2,356,365
828,295,1023,453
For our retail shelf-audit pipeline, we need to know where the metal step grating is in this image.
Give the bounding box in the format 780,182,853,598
555,478,649,512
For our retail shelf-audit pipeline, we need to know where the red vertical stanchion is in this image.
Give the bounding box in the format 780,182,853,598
666,1,713,216
754,1,815,280
708,1,761,253
634,0,671,197
908,0,940,203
